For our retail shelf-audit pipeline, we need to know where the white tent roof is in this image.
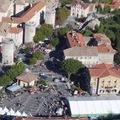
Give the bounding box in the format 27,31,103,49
67,96,120,117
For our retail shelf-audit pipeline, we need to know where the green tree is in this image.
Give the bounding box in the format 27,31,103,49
96,5,103,13
105,30,115,41
34,31,45,43
56,7,70,25
62,59,84,80
16,62,25,74
57,27,71,37
0,75,11,87
82,29,93,36
51,38,59,47
34,24,53,43
32,50,44,60
114,52,120,66
40,24,53,38
59,0,74,6
104,6,111,13
29,57,37,65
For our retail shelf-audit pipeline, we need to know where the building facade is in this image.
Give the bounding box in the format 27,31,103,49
90,63,120,95
71,2,96,18
16,72,38,87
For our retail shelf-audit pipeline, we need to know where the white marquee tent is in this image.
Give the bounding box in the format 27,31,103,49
67,96,120,117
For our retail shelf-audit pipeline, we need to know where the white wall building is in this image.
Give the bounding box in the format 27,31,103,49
1,38,15,65
0,1,46,46
7,27,23,47
45,9,56,28
24,22,36,43
71,2,96,18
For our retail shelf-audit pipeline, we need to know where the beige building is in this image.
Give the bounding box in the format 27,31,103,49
16,72,38,87
90,63,120,95
65,32,116,66
64,46,99,67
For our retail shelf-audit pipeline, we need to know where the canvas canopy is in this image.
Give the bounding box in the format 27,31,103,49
67,96,120,117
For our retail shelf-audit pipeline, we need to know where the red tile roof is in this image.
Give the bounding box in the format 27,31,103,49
93,33,107,39
9,27,23,34
67,32,85,48
2,1,45,24
96,0,120,9
97,44,116,53
93,33,111,44
89,63,120,78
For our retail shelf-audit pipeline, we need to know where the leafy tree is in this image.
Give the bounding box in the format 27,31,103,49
62,58,84,80
56,7,70,25
39,24,53,38
34,31,45,43
34,24,53,43
57,27,71,38
32,50,44,60
114,52,120,66
0,75,11,86
51,38,59,47
96,5,103,13
16,62,25,74
22,47,30,54
59,0,74,6
0,62,25,87
29,57,37,65
82,28,93,36
103,6,111,13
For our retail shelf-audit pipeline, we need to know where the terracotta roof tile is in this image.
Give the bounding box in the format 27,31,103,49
9,27,23,34
89,63,120,78
93,63,113,69
97,44,116,53
67,32,85,48
93,33,111,44
2,1,45,24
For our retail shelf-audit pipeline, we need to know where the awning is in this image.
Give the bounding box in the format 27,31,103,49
6,83,21,92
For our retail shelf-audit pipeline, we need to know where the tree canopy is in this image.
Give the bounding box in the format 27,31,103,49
32,50,44,60
34,24,53,43
56,7,70,25
0,62,25,87
51,38,59,47
62,59,84,79
59,0,74,6
29,57,37,65
39,24,53,38
57,27,71,37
